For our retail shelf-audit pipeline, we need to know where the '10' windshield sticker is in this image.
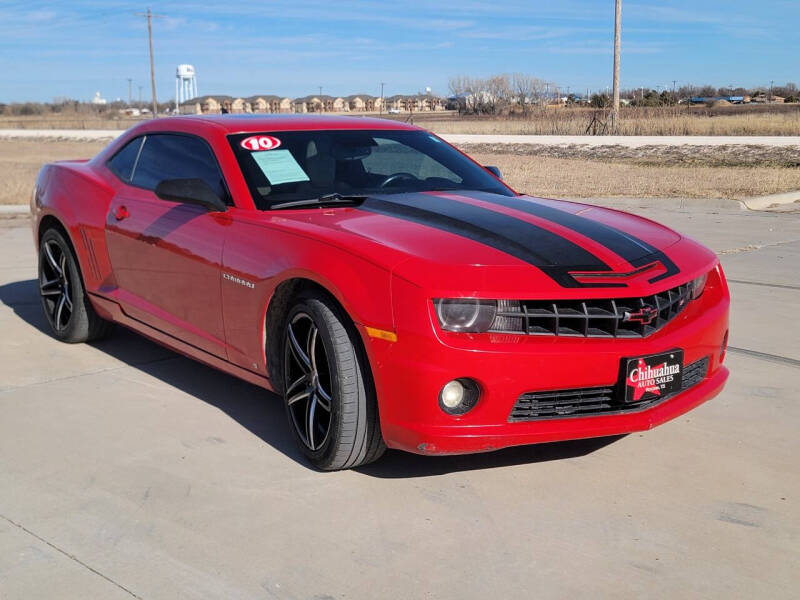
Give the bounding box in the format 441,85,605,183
240,135,281,151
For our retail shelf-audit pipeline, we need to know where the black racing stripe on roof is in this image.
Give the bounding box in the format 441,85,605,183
361,194,619,288
458,191,681,284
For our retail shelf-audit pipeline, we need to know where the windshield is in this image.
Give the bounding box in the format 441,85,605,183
228,129,514,209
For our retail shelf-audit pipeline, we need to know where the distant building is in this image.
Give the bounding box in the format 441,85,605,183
178,91,446,115
751,93,785,104
91,91,107,105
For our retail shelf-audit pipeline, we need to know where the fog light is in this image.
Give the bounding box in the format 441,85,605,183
439,378,480,415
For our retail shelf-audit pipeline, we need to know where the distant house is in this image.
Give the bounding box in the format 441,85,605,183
347,95,367,111
179,95,234,114
295,95,328,112
346,95,386,112
332,97,348,112
230,97,250,113
247,95,293,113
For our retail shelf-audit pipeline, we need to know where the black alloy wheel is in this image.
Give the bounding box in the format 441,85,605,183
39,236,74,332
38,228,112,343
282,292,385,470
284,311,334,452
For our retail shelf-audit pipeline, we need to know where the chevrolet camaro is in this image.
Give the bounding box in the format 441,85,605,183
31,115,730,470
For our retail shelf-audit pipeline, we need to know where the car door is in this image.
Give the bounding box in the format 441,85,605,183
104,133,231,358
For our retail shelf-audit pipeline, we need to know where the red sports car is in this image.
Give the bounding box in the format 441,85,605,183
31,115,729,470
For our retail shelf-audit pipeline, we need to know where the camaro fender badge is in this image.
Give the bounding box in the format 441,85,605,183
240,135,281,151
623,305,658,325
223,273,255,289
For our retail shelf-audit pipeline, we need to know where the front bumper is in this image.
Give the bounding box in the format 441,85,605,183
362,266,730,455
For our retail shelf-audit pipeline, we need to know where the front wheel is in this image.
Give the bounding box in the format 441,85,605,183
282,293,385,470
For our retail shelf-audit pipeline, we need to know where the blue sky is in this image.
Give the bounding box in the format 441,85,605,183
1,0,798,103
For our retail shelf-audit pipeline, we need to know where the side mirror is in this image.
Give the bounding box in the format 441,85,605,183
484,165,502,179
155,178,227,212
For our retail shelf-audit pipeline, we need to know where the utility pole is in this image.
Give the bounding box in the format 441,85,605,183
380,82,385,115
127,78,133,105
610,0,622,133
318,86,323,112
136,8,165,117
770,80,774,102
138,85,143,110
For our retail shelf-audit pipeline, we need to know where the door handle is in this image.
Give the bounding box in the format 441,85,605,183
114,205,130,221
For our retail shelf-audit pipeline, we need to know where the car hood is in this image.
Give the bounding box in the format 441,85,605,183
270,191,715,296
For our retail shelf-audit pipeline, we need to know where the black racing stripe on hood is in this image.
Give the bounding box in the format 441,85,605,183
457,191,680,284
361,194,621,288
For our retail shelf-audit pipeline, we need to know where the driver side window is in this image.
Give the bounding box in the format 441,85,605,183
131,134,230,203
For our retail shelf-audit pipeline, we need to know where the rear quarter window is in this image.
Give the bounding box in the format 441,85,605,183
107,137,143,182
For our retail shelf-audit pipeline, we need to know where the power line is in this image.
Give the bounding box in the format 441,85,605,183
135,7,165,117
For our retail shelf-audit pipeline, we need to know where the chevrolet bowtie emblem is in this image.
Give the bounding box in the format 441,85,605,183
623,305,658,325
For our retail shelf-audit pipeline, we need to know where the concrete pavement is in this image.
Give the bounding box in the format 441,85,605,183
0,202,798,599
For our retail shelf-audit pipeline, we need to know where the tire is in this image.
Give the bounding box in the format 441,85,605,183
38,228,113,343
282,292,385,470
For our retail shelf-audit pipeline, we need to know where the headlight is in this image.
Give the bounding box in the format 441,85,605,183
689,272,708,300
434,298,497,333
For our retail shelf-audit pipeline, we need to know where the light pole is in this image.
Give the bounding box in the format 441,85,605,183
380,82,385,115
610,0,622,133
135,8,165,117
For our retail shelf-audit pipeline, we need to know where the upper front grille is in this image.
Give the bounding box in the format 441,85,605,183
491,282,692,338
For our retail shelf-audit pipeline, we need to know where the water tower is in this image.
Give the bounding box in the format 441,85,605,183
175,64,198,110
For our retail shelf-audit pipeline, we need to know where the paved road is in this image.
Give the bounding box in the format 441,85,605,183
0,202,798,599
3,128,800,147
441,134,800,147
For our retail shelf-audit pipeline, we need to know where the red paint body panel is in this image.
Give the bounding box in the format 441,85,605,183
31,115,730,456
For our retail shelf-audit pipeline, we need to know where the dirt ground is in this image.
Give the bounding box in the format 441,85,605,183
1,138,799,204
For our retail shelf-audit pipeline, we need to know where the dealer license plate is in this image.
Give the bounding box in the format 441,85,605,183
623,349,684,403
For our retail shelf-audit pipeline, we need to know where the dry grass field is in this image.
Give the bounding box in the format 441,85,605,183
465,143,800,199
0,140,106,205
472,152,800,200
1,138,798,205
421,106,800,136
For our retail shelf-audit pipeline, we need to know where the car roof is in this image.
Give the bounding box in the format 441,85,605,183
172,114,421,133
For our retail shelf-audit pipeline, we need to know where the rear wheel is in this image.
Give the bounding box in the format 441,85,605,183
282,292,385,470
38,228,112,343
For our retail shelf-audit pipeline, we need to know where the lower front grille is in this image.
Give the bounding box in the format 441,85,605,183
510,356,710,421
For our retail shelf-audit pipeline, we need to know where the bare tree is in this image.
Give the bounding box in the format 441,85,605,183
511,73,547,115
486,74,511,114
448,75,468,114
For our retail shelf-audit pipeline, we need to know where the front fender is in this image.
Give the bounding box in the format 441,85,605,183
220,217,394,379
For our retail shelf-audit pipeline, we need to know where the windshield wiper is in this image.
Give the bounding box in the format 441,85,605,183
270,193,367,210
